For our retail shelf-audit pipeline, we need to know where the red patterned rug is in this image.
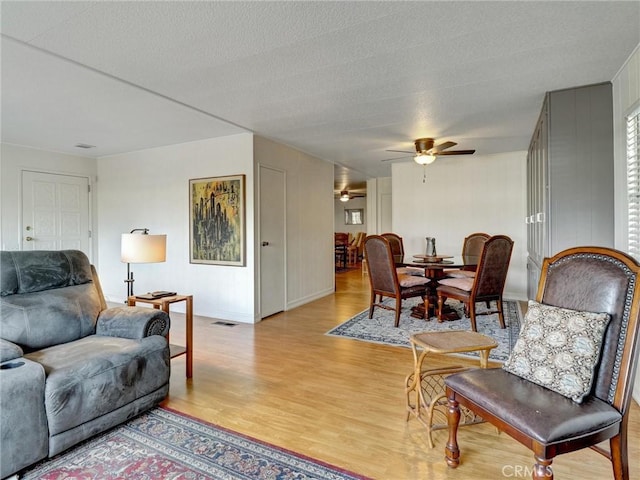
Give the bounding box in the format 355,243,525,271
21,407,369,480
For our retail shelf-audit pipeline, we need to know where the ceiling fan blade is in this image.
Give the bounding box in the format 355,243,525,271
385,149,414,154
381,154,413,162
435,149,476,156
429,141,457,154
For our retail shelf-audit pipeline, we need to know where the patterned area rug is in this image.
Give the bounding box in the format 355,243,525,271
326,297,521,362
21,407,369,480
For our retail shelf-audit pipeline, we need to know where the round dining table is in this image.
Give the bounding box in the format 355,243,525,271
401,254,479,320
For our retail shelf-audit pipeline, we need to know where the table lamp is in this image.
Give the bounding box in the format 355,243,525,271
121,228,167,298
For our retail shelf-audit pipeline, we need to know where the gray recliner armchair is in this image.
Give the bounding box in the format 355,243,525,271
0,250,171,478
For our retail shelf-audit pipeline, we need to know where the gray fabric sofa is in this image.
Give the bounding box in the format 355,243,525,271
0,250,171,479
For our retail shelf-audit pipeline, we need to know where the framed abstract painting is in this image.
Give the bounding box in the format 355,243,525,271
189,175,245,266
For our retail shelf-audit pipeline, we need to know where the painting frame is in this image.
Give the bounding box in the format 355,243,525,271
189,174,245,266
344,208,364,225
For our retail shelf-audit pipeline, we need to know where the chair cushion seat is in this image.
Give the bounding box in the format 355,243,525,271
398,274,430,287
396,266,425,277
444,269,476,279
445,368,621,445
438,277,474,291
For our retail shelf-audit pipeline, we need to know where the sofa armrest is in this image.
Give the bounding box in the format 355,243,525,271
0,338,23,363
96,306,170,339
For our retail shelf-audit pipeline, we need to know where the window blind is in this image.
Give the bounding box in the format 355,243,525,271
627,108,640,261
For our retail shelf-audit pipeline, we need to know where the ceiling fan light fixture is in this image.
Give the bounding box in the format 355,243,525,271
340,190,350,202
414,153,436,165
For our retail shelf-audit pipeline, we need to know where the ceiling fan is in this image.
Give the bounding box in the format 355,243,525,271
383,138,475,165
335,189,366,202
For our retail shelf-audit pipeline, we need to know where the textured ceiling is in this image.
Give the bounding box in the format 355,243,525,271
2,1,639,189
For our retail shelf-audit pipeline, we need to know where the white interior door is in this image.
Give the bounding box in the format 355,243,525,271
22,171,90,254
259,165,286,318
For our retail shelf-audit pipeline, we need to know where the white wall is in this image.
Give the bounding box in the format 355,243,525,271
253,136,334,309
97,133,256,322
612,43,640,403
0,143,98,258
392,151,528,300
334,196,367,236
366,177,392,235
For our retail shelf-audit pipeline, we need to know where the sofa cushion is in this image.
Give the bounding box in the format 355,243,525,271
0,339,23,363
24,335,170,436
0,283,102,350
1,250,93,296
503,300,611,403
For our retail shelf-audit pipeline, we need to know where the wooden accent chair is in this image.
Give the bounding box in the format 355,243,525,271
364,235,430,327
435,235,514,331
347,231,366,265
445,232,491,279
444,247,640,480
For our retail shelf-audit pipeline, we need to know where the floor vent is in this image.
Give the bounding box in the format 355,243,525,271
213,321,236,327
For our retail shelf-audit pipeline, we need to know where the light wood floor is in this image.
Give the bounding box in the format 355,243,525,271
164,266,640,480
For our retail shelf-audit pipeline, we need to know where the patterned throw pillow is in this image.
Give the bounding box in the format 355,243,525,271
503,300,611,403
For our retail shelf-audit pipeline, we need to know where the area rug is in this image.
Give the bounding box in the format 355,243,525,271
326,297,521,362
21,407,370,480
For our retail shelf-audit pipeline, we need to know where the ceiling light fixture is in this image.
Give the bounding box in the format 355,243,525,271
414,153,437,165
340,190,350,202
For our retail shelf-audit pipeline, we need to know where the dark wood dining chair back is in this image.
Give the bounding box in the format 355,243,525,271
436,235,514,331
381,232,404,264
462,232,490,261
444,246,640,480
472,235,514,301
364,235,398,294
364,235,429,327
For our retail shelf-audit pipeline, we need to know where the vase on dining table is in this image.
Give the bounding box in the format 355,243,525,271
425,237,437,257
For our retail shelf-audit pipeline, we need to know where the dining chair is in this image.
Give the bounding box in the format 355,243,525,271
364,235,431,327
381,232,404,264
444,246,640,480
335,232,349,269
380,232,425,277
347,231,366,265
435,235,513,331
444,232,490,279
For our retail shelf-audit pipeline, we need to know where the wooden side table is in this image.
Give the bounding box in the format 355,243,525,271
128,294,193,378
405,330,497,447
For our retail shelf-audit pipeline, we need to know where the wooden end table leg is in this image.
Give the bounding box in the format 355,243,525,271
186,296,193,378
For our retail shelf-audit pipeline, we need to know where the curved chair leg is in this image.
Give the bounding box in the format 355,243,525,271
496,298,506,329
437,294,446,322
533,456,553,480
393,294,402,327
369,291,376,319
610,430,629,480
445,395,461,468
469,303,478,331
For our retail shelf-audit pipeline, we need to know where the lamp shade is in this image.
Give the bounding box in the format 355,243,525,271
121,233,166,263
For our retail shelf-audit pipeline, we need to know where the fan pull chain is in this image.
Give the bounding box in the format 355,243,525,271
423,165,427,183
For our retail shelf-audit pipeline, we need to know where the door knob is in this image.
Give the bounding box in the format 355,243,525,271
262,241,269,246
25,236,34,241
